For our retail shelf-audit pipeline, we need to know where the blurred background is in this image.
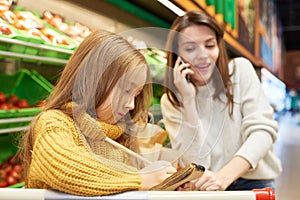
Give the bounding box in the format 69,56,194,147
0,0,299,199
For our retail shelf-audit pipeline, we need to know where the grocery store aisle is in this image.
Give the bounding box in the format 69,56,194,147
274,112,300,200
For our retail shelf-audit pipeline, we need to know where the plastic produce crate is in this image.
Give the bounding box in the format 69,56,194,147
0,19,17,58
0,132,25,188
0,132,19,164
22,35,45,63
0,69,53,130
9,30,29,58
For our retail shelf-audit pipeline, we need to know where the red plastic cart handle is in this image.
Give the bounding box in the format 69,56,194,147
252,188,276,200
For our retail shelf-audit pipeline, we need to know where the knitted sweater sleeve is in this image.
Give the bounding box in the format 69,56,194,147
28,110,142,196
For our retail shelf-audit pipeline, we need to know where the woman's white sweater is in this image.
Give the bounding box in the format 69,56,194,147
161,57,282,180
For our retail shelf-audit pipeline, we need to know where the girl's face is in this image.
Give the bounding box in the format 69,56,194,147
96,66,147,124
178,25,219,85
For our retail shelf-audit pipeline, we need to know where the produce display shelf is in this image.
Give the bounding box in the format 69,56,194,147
0,116,34,134
0,50,68,64
0,37,74,54
0,36,74,64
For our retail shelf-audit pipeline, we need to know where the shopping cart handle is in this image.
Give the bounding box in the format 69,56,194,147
0,187,275,200
253,188,276,200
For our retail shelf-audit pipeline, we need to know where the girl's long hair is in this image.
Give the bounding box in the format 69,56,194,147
18,29,152,182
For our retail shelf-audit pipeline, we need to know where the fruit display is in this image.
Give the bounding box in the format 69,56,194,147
0,155,24,188
0,9,74,46
42,10,93,44
0,69,53,132
0,18,13,35
0,92,31,110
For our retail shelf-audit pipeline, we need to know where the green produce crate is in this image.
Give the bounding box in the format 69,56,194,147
0,132,19,164
0,132,25,188
0,34,12,52
8,32,29,61
0,69,53,130
22,35,44,63
0,19,16,59
38,42,75,63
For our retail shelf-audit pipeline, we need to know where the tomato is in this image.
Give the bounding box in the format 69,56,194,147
15,99,29,108
6,103,15,109
0,170,7,180
0,180,7,187
13,165,23,173
10,170,21,180
6,175,16,186
2,163,13,174
0,92,6,104
0,103,9,110
36,100,46,107
7,94,18,104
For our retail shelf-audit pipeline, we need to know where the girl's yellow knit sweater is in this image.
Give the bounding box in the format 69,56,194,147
27,109,142,196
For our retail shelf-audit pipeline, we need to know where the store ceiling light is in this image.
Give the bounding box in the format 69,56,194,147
157,0,185,16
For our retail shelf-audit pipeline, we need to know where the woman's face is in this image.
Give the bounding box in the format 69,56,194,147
96,65,147,124
178,25,219,85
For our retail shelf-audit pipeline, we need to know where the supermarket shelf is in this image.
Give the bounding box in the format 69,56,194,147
0,37,74,54
0,116,35,124
0,51,68,64
0,117,34,134
0,50,69,64
0,36,74,64
0,126,28,134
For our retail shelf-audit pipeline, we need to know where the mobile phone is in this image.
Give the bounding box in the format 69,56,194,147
180,60,191,82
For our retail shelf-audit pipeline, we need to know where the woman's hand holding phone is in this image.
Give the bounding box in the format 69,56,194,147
173,57,196,101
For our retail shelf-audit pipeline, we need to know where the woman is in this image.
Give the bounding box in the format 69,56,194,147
161,10,282,191
19,29,176,196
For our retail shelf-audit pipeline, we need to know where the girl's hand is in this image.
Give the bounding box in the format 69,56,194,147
193,170,229,191
139,160,177,190
176,180,197,191
173,57,196,101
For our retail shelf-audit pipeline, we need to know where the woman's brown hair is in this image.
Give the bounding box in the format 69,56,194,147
18,29,152,182
164,10,234,114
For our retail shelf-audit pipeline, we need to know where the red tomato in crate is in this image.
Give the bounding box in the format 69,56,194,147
0,155,24,187
0,92,6,103
15,99,29,108
0,169,6,179
7,94,18,104
0,180,7,187
0,103,9,110
13,165,22,173
6,175,16,186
